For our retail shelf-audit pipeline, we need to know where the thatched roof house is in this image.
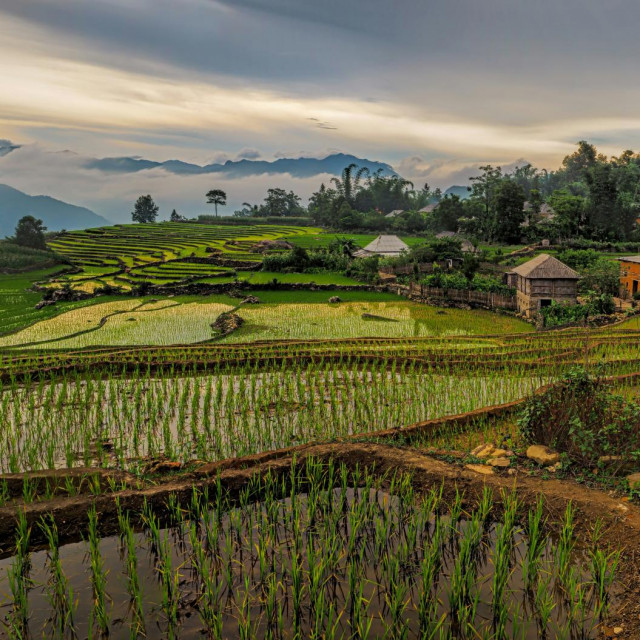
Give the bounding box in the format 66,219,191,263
353,235,409,258
507,254,580,317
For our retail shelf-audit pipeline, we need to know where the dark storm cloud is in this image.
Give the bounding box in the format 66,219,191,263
3,0,639,99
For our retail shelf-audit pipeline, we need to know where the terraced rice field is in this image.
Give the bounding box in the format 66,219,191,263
0,298,531,349
2,223,640,637
46,222,321,292
0,315,638,636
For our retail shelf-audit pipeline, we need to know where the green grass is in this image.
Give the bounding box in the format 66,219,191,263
0,241,65,271
242,290,403,304
243,271,361,285
0,268,117,336
288,233,425,250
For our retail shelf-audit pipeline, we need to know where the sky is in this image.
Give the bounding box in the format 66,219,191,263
1,0,640,221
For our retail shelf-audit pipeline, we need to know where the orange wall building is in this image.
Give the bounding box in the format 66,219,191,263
618,257,640,296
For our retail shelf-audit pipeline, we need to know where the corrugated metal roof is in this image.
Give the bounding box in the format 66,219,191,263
618,256,640,264
511,253,580,279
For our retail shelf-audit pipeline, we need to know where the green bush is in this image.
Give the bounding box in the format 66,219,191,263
262,247,350,273
518,368,640,469
420,271,514,295
0,241,64,271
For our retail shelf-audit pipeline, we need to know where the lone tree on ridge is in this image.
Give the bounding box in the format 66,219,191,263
132,195,159,223
206,189,227,217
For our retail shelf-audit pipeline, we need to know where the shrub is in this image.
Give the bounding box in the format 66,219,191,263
262,247,350,273
518,368,640,469
420,272,514,295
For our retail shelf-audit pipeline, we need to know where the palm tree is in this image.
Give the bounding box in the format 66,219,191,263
242,202,260,216
330,164,369,206
206,189,227,217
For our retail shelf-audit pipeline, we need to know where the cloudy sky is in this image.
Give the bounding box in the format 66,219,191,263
1,0,639,220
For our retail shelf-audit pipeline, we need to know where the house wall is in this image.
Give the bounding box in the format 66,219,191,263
619,260,640,296
516,277,578,317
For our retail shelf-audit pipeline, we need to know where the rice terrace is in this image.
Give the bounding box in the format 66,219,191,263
2,205,640,640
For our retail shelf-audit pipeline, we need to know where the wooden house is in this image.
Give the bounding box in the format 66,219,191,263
507,254,580,317
617,256,640,297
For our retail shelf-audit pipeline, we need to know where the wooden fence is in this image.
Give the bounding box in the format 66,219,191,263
402,282,518,310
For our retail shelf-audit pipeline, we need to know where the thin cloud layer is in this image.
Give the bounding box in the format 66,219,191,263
1,0,640,208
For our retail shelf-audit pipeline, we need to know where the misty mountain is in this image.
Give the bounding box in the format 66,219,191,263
0,184,110,237
85,153,397,179
443,185,471,199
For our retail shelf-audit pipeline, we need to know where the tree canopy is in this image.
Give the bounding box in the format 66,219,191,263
132,195,159,223
12,215,47,250
206,189,227,217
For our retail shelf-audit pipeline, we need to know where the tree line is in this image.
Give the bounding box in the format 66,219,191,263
129,140,640,243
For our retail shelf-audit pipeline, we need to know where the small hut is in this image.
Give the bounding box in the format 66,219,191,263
384,209,405,218
507,254,580,317
353,235,409,258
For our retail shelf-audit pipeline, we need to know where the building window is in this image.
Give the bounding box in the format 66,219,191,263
539,299,552,308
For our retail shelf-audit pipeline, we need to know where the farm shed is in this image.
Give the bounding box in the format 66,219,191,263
353,235,409,258
617,256,640,297
507,254,580,317
384,209,405,218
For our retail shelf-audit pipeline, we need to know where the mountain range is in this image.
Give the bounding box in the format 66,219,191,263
0,184,109,237
84,152,397,179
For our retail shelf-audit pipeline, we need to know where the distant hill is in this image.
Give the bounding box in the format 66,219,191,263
0,184,110,237
85,152,397,179
443,185,471,199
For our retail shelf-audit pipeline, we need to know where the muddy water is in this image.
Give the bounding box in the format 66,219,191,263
0,489,606,639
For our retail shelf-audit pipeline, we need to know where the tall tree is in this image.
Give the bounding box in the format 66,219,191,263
13,215,47,249
560,140,601,184
261,188,303,216
170,209,184,222
469,165,503,240
330,164,369,206
131,195,159,223
433,195,465,232
206,189,227,217
494,180,526,243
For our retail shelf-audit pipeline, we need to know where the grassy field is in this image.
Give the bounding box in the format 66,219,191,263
0,268,116,336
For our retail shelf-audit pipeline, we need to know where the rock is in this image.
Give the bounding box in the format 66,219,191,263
471,444,512,460
242,295,260,304
527,445,561,467
211,312,244,337
465,464,495,476
328,296,342,303
472,444,495,459
614,627,623,635
488,457,511,468
627,473,640,490
507,469,517,476
144,459,183,474
548,462,562,473
35,300,57,309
